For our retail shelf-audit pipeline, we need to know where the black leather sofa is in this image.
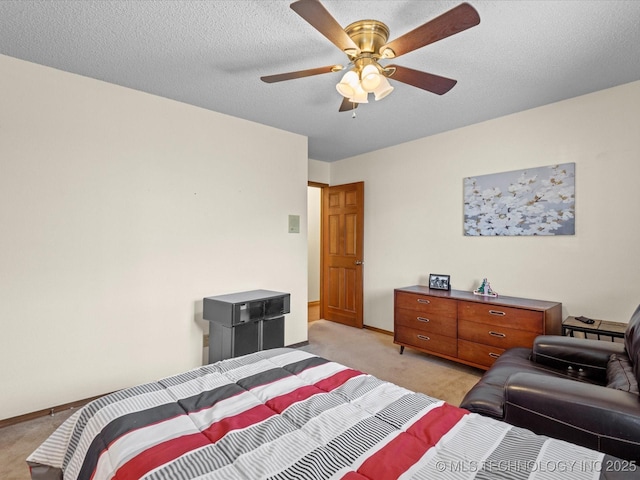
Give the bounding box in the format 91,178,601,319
460,305,640,461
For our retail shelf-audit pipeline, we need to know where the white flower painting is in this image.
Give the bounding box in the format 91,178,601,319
464,163,575,236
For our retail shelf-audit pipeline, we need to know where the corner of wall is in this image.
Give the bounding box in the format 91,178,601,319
308,158,330,184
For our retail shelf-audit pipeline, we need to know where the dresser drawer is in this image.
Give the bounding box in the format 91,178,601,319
458,301,543,333
395,292,456,317
395,308,457,337
458,339,505,368
395,325,457,357
458,319,539,349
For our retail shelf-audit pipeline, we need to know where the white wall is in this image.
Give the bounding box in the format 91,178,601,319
330,81,640,331
0,55,309,420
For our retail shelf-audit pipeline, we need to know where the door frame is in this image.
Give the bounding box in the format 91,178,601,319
308,181,328,320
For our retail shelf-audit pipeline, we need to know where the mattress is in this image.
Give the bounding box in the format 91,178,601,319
27,347,639,479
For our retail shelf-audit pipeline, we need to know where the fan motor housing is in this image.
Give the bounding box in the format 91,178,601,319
344,20,390,57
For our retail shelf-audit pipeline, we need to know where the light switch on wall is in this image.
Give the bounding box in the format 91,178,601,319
288,215,300,233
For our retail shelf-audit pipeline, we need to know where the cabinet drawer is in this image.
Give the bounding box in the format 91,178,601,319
395,292,456,317
395,326,457,357
458,339,505,368
395,308,457,337
458,301,543,333
458,320,538,349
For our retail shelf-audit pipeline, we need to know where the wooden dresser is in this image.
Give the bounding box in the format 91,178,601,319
394,285,562,370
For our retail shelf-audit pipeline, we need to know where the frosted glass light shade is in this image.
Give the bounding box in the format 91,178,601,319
373,76,394,101
336,70,359,98
349,84,369,104
360,64,381,92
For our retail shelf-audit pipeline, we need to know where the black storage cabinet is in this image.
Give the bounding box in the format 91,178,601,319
203,289,290,363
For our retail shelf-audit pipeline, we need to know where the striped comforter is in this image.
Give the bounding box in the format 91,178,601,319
27,348,636,480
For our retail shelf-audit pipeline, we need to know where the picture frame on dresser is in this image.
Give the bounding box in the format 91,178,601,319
429,273,450,290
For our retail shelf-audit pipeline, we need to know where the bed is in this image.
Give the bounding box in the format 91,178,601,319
27,347,638,480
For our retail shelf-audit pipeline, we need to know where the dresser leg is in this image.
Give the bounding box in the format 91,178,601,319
400,346,404,354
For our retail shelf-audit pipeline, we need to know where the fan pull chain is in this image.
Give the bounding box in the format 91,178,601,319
352,101,356,118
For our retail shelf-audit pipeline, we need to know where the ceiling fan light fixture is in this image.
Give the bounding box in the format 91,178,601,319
373,76,394,101
336,70,359,98
360,64,382,92
349,84,369,104
263,0,480,112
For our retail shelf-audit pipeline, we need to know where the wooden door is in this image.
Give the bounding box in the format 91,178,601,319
322,182,364,328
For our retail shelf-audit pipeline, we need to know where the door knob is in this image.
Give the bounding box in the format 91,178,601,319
355,260,364,265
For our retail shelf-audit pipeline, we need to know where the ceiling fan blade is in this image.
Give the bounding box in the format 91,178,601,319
380,3,480,59
261,65,341,83
387,65,457,95
338,97,358,112
290,0,360,54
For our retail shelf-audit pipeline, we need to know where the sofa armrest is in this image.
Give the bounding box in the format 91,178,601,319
504,372,640,461
532,335,626,382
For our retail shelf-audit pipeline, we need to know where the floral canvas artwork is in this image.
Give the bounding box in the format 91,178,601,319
464,163,575,236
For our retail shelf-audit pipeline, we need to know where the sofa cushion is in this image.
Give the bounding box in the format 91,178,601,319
459,347,534,418
459,347,602,419
607,353,639,394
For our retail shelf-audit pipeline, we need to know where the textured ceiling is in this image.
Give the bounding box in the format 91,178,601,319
1,1,639,162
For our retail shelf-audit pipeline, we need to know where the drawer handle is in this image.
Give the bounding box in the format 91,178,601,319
489,352,501,359
489,331,506,338
417,299,431,304
489,310,506,316
417,317,430,323
417,335,431,341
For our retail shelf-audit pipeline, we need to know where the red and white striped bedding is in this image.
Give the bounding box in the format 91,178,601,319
27,348,636,480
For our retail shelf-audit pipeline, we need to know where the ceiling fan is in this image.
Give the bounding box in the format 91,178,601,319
261,0,480,112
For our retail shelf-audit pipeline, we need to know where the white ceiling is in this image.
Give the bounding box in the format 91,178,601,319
1,1,639,162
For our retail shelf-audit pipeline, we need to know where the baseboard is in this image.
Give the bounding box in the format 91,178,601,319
308,301,320,308
0,393,106,429
364,325,393,336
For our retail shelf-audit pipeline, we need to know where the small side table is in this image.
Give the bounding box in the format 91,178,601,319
562,316,626,341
